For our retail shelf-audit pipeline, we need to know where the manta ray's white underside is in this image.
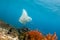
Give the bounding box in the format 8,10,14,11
19,9,32,24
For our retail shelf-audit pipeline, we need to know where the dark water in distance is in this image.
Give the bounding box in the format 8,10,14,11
0,0,60,40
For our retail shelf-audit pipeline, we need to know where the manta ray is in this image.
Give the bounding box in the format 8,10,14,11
19,9,32,24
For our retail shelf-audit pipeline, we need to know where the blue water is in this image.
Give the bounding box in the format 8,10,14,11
0,0,60,40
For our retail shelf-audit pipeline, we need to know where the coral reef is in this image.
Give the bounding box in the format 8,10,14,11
0,20,58,40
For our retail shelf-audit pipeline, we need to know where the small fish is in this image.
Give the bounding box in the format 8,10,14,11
19,9,32,24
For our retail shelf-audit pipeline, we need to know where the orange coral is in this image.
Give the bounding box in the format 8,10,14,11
26,30,43,40
45,32,57,40
26,30,57,40
51,32,57,40
46,33,52,40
